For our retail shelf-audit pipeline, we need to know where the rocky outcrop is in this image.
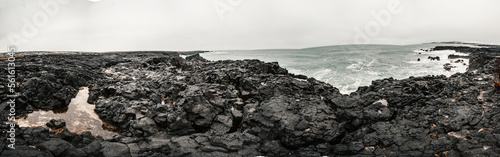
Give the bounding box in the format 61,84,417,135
448,54,470,59
0,53,131,121
443,63,457,71
433,46,478,53
1,46,500,156
428,56,440,61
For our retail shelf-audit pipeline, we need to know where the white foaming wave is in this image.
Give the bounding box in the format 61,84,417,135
201,47,472,95
333,77,366,94
366,71,380,75
289,68,337,83
312,68,333,81
346,58,378,72
407,50,469,77
321,71,337,84
346,58,366,71
350,78,364,91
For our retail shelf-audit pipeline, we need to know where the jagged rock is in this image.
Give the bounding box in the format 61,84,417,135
36,138,78,156
1,145,53,157
208,132,259,151
444,63,457,71
82,140,102,156
428,56,441,61
211,115,233,133
131,117,157,136
186,53,209,62
100,142,131,157
46,119,66,129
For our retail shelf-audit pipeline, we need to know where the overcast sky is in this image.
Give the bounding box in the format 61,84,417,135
1,0,499,51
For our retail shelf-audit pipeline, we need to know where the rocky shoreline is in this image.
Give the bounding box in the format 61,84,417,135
1,45,500,156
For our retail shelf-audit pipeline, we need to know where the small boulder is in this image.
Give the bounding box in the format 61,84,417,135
100,142,131,157
46,119,66,129
36,138,76,156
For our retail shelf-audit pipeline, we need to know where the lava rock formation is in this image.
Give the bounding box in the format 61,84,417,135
1,46,500,156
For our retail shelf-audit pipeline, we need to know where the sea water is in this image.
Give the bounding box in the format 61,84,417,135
17,87,119,139
200,44,471,94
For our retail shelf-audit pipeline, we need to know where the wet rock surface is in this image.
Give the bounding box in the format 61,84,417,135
1,46,500,156
46,119,66,129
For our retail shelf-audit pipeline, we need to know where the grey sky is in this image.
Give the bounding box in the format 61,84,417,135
1,0,499,51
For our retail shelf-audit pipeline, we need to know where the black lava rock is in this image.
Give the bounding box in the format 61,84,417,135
1,45,500,156
46,119,66,129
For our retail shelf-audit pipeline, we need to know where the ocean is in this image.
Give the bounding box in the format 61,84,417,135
200,44,472,94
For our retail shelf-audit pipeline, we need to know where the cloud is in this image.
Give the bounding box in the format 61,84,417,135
1,0,499,51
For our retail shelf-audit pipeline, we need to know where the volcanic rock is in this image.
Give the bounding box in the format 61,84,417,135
2,46,500,156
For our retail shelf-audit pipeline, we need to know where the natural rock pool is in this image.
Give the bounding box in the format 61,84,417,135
16,87,120,139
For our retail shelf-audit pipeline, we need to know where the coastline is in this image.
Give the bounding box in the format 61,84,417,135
1,45,500,156
201,44,477,94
